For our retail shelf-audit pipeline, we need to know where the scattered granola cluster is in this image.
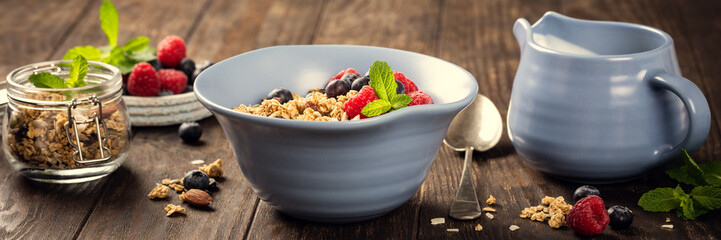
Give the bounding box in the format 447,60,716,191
519,196,573,229
199,159,224,178
233,90,357,121
7,92,129,169
148,159,225,217
148,184,170,199
165,204,186,216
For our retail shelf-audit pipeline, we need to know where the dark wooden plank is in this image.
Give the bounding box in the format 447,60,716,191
244,0,442,239
0,1,111,240
0,0,92,78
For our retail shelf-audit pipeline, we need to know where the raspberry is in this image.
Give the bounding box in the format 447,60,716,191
343,85,379,119
407,91,434,106
157,69,188,94
157,35,187,68
566,195,610,236
127,63,161,96
328,68,360,84
393,71,419,93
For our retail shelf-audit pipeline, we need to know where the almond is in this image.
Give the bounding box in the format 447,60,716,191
179,189,213,206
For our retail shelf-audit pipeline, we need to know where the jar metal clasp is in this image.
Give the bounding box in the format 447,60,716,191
64,96,113,164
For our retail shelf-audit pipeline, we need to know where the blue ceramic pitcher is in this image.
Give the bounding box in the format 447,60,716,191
508,12,710,183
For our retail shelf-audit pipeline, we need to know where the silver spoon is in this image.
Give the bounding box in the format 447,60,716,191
444,93,503,220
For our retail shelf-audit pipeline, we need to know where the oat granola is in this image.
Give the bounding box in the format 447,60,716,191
233,91,357,121
164,204,186,217
7,92,129,169
519,195,573,229
168,183,185,192
148,184,170,199
199,159,224,178
486,195,496,205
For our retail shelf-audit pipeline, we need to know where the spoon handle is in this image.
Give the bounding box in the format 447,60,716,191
449,146,482,220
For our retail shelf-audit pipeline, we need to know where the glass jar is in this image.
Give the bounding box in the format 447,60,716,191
3,60,131,183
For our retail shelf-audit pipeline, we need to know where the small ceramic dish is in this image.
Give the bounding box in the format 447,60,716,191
195,45,478,223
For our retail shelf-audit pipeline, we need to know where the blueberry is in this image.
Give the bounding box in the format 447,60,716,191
266,88,293,104
183,170,210,190
395,80,405,94
177,58,196,81
608,205,633,229
158,89,174,96
185,84,194,93
122,84,130,96
339,72,360,86
351,76,370,91
325,80,350,98
179,122,202,143
147,59,163,70
192,60,214,84
573,185,600,202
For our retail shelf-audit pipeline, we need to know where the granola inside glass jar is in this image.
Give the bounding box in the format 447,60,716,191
3,60,130,183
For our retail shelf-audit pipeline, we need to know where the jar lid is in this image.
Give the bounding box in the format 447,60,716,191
5,60,121,106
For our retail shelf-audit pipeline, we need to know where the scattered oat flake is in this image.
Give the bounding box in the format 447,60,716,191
482,207,496,212
164,204,186,217
447,229,459,232
486,212,494,219
665,218,671,223
191,159,205,165
475,224,483,231
431,218,446,225
161,178,171,185
509,225,520,231
661,224,674,229
486,195,496,205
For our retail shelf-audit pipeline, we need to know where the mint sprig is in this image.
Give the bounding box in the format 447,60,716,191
638,149,721,220
666,149,721,187
100,0,119,47
360,61,413,117
29,55,89,89
62,0,155,74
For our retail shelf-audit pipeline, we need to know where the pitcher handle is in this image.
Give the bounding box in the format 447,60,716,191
649,72,711,152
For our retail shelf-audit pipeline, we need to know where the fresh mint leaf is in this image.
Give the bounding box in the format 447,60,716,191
122,36,149,54
65,55,88,88
368,61,394,101
638,187,681,212
674,185,690,199
390,94,412,110
361,99,391,117
700,161,721,187
100,0,119,46
667,149,708,186
116,57,136,75
63,46,102,61
126,46,156,62
28,72,66,88
102,46,124,66
679,198,709,220
691,186,721,210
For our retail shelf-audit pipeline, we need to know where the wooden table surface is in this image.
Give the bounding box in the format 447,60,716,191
1,0,720,239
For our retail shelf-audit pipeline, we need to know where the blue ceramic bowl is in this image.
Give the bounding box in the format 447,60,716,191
194,45,477,223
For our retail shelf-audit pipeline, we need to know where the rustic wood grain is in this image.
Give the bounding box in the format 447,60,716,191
0,0,93,80
0,0,720,239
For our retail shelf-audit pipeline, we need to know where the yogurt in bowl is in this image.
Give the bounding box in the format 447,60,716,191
194,45,477,223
